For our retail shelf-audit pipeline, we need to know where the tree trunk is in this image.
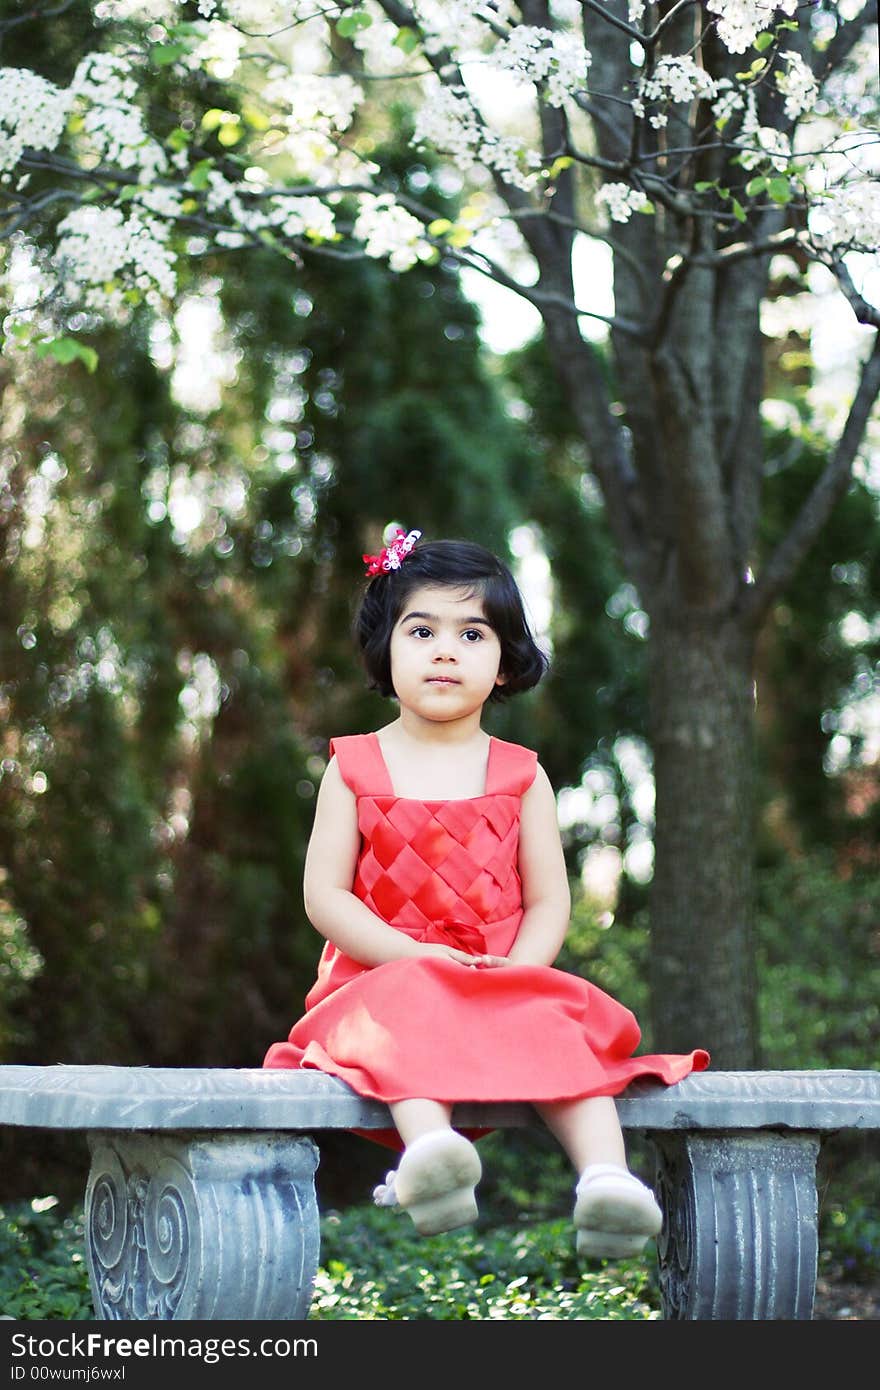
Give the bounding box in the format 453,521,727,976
647,611,760,1066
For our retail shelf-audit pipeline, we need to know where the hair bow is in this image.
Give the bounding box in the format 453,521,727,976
363,528,422,577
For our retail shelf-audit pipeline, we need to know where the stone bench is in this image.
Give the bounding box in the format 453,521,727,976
1,1065,878,1321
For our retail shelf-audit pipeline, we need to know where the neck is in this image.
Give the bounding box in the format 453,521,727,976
391,708,487,745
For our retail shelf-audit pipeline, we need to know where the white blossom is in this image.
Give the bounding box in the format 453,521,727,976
412,1,517,58
0,68,73,175
353,193,433,272
265,73,364,138
712,79,745,129
413,84,542,191
55,205,177,311
72,52,138,106
638,55,717,107
775,51,819,121
273,196,337,243
737,123,792,172
628,1,647,25
72,54,167,180
596,182,651,223
836,0,868,18
490,26,591,107
705,1,799,56
810,181,880,252
189,22,245,81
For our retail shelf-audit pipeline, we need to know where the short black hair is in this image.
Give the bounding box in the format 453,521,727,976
354,538,549,702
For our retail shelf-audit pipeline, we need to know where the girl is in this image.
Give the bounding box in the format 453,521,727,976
264,530,709,1259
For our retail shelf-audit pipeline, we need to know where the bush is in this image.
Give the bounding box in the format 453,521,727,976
0,1196,659,1321
755,852,880,1069
0,1198,92,1321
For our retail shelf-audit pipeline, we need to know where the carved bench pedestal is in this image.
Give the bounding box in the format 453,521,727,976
85,1132,320,1321
653,1131,821,1320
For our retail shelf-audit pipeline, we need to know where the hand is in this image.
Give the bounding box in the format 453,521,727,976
417,943,510,969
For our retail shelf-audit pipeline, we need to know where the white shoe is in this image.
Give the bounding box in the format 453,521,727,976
372,1171,399,1208
392,1130,482,1236
573,1163,662,1260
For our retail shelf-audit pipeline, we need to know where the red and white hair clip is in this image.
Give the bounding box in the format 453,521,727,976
363,528,422,577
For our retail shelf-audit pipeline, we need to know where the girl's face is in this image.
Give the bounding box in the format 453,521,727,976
388,584,506,724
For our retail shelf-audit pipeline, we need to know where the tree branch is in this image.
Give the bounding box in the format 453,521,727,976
746,332,880,627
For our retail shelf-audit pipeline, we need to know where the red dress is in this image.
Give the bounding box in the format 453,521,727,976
263,734,709,1125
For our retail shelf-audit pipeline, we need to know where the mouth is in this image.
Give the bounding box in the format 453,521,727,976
426,677,460,685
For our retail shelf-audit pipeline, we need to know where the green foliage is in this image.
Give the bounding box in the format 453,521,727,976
756,427,880,854
0,1199,92,1321
309,1204,660,1320
756,852,880,1069
0,1196,658,1321
819,1199,880,1285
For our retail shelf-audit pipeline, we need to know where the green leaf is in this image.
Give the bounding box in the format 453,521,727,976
636,200,655,214
201,108,233,132
546,155,573,180
170,22,206,38
393,25,419,53
189,159,214,190
768,176,792,204
731,198,747,223
34,337,99,372
446,226,472,247
337,11,373,37
745,176,767,196
694,181,715,192
167,127,192,153
427,218,453,236
754,32,774,52
152,42,189,66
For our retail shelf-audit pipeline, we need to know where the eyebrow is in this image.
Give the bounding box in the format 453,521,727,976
399,610,493,627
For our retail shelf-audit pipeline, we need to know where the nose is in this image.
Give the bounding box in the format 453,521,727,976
432,638,457,662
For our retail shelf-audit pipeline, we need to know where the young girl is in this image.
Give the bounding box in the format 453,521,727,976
264,530,709,1259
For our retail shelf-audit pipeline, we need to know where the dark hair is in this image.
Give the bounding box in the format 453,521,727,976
354,538,549,702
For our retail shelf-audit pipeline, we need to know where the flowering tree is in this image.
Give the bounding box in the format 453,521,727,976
1,0,878,1063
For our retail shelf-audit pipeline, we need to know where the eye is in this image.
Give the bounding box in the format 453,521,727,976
462,629,484,642
409,625,433,639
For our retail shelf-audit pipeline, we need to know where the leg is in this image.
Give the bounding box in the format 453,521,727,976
390,1097,453,1144
536,1095,627,1171
536,1096,661,1261
382,1098,481,1236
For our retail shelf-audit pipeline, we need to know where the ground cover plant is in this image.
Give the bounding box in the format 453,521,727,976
0,1193,658,1322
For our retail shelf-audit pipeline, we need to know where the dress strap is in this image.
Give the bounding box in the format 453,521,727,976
486,737,538,796
328,734,394,797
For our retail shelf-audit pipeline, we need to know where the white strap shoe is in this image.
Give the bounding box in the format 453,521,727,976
383,1130,482,1236
573,1163,663,1260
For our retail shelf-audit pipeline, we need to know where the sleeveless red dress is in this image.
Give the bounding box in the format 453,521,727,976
263,734,709,1129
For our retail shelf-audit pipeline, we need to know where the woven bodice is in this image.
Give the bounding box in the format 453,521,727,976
303,733,537,1008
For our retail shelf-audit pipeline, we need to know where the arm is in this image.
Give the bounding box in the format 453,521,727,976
303,757,489,968
506,762,572,967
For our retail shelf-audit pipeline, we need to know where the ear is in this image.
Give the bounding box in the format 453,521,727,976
494,669,507,687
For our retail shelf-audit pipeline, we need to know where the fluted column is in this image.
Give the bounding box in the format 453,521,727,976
653,1131,821,1319
85,1131,320,1320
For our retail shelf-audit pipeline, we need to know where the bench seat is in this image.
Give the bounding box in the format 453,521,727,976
2,1065,878,1321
